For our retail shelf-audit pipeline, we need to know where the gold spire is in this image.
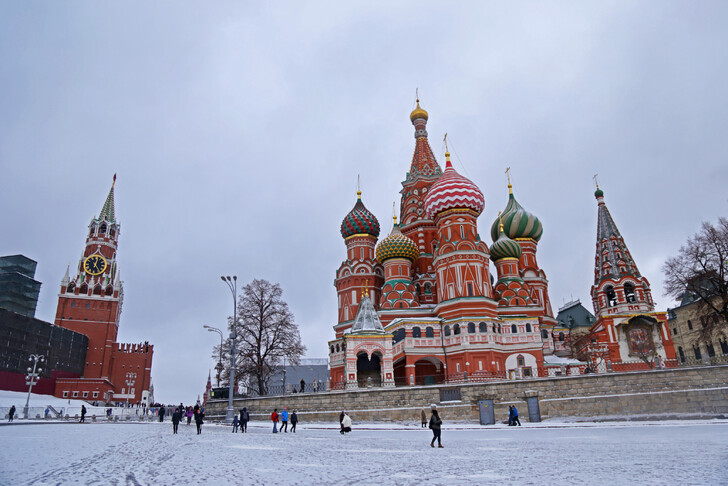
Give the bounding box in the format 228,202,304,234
506,167,512,194
593,173,599,189
357,175,361,200
498,211,504,233
392,202,397,225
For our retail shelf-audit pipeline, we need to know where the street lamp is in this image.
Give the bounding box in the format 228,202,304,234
125,372,137,409
221,275,238,423
24,354,45,418
203,325,224,387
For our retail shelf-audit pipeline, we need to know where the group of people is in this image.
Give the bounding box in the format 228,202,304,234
270,407,298,433
232,407,250,433
167,404,204,434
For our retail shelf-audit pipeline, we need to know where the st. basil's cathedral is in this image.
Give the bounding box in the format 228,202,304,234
328,100,675,389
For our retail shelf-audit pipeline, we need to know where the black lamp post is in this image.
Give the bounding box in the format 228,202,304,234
221,275,238,423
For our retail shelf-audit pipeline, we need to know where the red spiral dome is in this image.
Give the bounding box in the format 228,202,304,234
424,154,484,219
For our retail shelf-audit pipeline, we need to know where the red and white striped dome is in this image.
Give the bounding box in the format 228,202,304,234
424,155,484,219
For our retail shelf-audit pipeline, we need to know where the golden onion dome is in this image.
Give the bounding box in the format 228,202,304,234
410,99,429,122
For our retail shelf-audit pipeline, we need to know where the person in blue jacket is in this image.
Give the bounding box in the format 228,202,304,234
512,405,521,426
280,407,289,433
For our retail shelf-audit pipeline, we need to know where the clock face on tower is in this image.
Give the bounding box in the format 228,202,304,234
83,255,107,276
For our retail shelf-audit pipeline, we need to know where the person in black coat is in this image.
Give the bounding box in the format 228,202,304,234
429,409,443,448
290,410,298,433
80,405,87,423
158,406,166,422
171,408,181,434
8,405,15,422
194,405,204,435
239,407,249,433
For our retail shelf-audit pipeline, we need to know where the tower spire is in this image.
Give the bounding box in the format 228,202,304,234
506,167,513,194
99,175,116,223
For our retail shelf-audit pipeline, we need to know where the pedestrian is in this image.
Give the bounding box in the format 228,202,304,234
8,405,15,422
44,407,50,419
194,405,204,434
300,378,306,393
80,405,87,423
429,408,443,448
313,379,318,392
512,405,521,426
158,405,166,422
339,410,345,434
240,407,249,433
232,414,239,433
421,408,427,428
280,407,289,433
172,408,181,434
508,405,514,426
186,407,193,425
290,410,298,433
341,412,352,434
271,409,279,433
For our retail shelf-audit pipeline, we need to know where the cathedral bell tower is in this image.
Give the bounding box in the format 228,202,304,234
55,175,123,379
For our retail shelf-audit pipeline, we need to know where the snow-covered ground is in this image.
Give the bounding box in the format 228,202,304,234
1,419,726,485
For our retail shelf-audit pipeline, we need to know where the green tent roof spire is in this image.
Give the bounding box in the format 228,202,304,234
99,174,116,222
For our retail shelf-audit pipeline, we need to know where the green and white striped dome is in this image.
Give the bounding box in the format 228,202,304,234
490,226,523,261
491,189,543,242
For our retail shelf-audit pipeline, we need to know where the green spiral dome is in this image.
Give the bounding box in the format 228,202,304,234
376,224,419,263
491,191,543,242
490,229,523,261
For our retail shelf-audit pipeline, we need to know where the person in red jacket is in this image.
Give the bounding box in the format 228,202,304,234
271,408,279,433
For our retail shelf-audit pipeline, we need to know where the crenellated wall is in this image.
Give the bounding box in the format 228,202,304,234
205,365,728,423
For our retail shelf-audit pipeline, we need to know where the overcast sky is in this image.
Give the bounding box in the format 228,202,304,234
2,2,727,404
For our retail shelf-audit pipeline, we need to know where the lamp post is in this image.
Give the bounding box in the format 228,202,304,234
24,354,45,418
203,325,224,387
125,372,137,412
221,275,238,423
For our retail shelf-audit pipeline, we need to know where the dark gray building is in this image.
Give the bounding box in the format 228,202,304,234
0,255,42,318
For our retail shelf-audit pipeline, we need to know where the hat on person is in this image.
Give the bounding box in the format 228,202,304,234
430,404,437,410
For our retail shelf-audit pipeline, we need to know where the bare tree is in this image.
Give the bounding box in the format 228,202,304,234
663,217,728,344
216,279,306,395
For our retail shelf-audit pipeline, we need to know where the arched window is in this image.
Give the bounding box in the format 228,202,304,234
558,332,565,342
468,322,475,334
330,346,335,354
511,324,517,334
444,325,451,336
93,285,103,295
424,283,432,294
425,326,434,338
89,225,96,237
498,324,502,334
677,346,685,362
412,327,421,338
605,286,617,306
336,344,340,352
479,322,487,333
624,283,636,303
541,329,548,339
109,226,116,237
80,283,88,294
517,355,525,367
99,223,107,234
526,323,532,333
105,286,113,296
453,324,461,335
66,283,75,294
415,284,421,295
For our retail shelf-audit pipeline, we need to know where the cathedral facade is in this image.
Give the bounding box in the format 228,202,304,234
53,177,154,406
328,101,558,389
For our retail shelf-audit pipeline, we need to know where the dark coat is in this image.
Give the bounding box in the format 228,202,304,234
194,410,204,424
172,410,181,424
429,412,442,430
240,409,249,422
291,412,298,424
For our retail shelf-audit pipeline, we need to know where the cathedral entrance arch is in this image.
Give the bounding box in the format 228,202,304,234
357,351,382,387
414,357,444,385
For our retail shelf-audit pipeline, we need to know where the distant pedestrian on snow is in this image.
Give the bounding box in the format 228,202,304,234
341,412,352,434
44,407,50,419
300,378,306,393
421,409,427,428
339,411,345,434
232,415,239,433
158,406,166,422
508,406,514,426
271,409,279,433
80,405,87,423
8,405,15,422
239,407,249,433
194,405,204,434
290,410,298,433
186,407,193,425
280,407,289,433
172,408,181,434
429,408,443,448
512,405,521,426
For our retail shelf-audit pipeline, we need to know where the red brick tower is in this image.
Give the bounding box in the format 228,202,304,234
399,100,442,305
54,176,153,405
55,176,123,380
